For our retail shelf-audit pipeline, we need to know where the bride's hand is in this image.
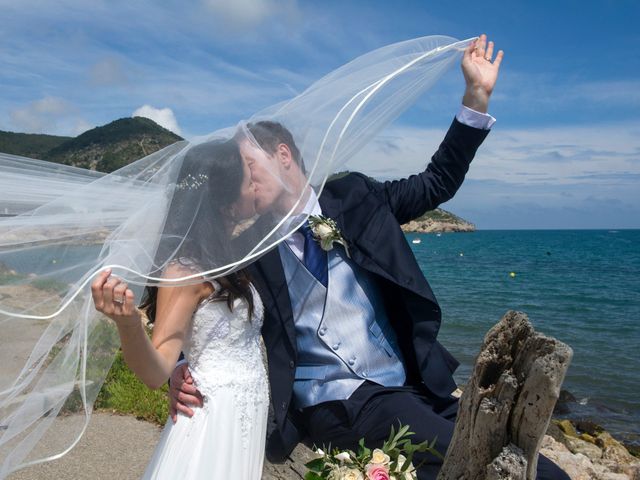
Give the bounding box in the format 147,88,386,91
461,33,504,113
91,268,141,328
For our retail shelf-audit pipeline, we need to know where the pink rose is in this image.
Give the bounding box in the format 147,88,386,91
366,464,390,480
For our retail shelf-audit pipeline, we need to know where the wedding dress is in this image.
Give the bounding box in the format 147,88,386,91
142,283,268,479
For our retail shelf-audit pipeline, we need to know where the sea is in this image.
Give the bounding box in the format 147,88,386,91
3,229,639,444
407,229,640,445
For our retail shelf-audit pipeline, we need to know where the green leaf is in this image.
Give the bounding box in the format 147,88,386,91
304,472,324,480
305,458,326,472
396,423,410,441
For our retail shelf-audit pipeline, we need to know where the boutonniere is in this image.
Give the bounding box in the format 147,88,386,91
308,215,350,258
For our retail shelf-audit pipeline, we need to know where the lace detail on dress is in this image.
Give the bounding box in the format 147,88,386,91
182,283,268,449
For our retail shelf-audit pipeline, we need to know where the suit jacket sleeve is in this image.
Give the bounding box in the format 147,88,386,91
374,117,490,225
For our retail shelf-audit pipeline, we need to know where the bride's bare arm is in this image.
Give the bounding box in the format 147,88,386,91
91,267,212,389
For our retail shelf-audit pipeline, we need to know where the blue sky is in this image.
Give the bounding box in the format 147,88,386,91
1,0,639,229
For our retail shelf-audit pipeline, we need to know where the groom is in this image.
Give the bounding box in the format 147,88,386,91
170,36,568,479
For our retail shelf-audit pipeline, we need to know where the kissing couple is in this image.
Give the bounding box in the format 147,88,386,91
26,34,566,479
92,34,567,480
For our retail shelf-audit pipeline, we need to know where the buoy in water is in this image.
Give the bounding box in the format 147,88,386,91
509,272,516,278
412,239,421,244
459,253,464,257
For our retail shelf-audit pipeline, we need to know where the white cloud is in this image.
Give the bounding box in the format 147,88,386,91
341,121,640,228
9,96,90,135
348,121,640,185
132,105,182,136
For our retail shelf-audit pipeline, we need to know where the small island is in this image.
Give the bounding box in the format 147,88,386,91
401,208,475,233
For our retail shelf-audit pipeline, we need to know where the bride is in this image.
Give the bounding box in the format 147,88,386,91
91,139,269,479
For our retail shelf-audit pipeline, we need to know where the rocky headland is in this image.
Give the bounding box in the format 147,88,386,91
401,208,475,233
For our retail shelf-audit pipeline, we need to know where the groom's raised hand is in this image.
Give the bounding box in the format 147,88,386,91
461,33,504,113
168,362,204,422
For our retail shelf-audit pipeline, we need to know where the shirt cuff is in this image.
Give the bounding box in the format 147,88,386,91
175,358,189,370
456,105,496,130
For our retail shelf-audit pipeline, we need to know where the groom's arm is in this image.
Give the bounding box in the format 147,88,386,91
377,116,489,225
376,34,503,224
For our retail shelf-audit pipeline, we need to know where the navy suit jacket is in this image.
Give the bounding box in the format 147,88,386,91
247,118,489,461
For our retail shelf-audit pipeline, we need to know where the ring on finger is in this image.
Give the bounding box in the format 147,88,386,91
113,297,124,305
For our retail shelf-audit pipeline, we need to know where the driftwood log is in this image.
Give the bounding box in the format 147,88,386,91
437,311,573,480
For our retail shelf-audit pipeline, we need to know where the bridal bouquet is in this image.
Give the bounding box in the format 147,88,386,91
304,424,440,480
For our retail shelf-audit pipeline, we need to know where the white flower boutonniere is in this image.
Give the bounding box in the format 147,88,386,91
308,215,350,258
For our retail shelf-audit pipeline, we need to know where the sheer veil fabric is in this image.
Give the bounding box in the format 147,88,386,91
0,35,474,476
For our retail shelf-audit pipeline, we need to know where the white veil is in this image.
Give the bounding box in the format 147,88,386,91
0,35,473,476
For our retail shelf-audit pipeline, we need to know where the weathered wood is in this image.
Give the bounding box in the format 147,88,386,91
437,311,572,480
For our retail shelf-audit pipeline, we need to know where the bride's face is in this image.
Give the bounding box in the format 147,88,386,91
229,157,256,220
239,139,282,215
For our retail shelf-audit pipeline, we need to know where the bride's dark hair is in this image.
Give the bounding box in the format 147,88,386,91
140,139,254,322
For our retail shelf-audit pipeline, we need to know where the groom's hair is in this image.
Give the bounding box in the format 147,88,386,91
247,121,306,173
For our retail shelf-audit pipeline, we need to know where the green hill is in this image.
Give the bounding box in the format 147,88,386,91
46,117,183,172
0,131,71,158
0,117,183,173
402,207,475,232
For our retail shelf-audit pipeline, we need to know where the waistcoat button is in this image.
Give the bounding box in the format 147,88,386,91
289,361,295,369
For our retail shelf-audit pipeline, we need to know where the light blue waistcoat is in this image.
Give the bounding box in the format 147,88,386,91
279,243,406,409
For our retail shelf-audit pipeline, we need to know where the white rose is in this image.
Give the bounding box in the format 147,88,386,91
370,448,391,465
342,468,364,480
394,454,417,480
334,451,353,463
314,222,334,238
314,448,325,458
328,466,364,480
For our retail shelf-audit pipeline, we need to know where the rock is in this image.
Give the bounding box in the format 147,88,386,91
546,421,566,444
540,433,640,480
598,473,631,480
485,444,527,480
598,439,640,479
558,419,579,438
625,444,640,459
262,443,316,479
580,433,597,444
563,435,603,463
400,209,475,233
597,432,639,467
554,390,577,415
437,311,572,480
575,419,604,437
540,436,600,480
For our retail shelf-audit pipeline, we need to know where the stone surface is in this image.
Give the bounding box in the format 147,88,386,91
437,311,573,480
540,436,602,480
558,419,579,438
563,435,603,463
485,444,527,480
262,444,315,480
540,434,639,480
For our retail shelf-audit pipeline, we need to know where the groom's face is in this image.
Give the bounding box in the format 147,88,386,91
238,139,283,215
